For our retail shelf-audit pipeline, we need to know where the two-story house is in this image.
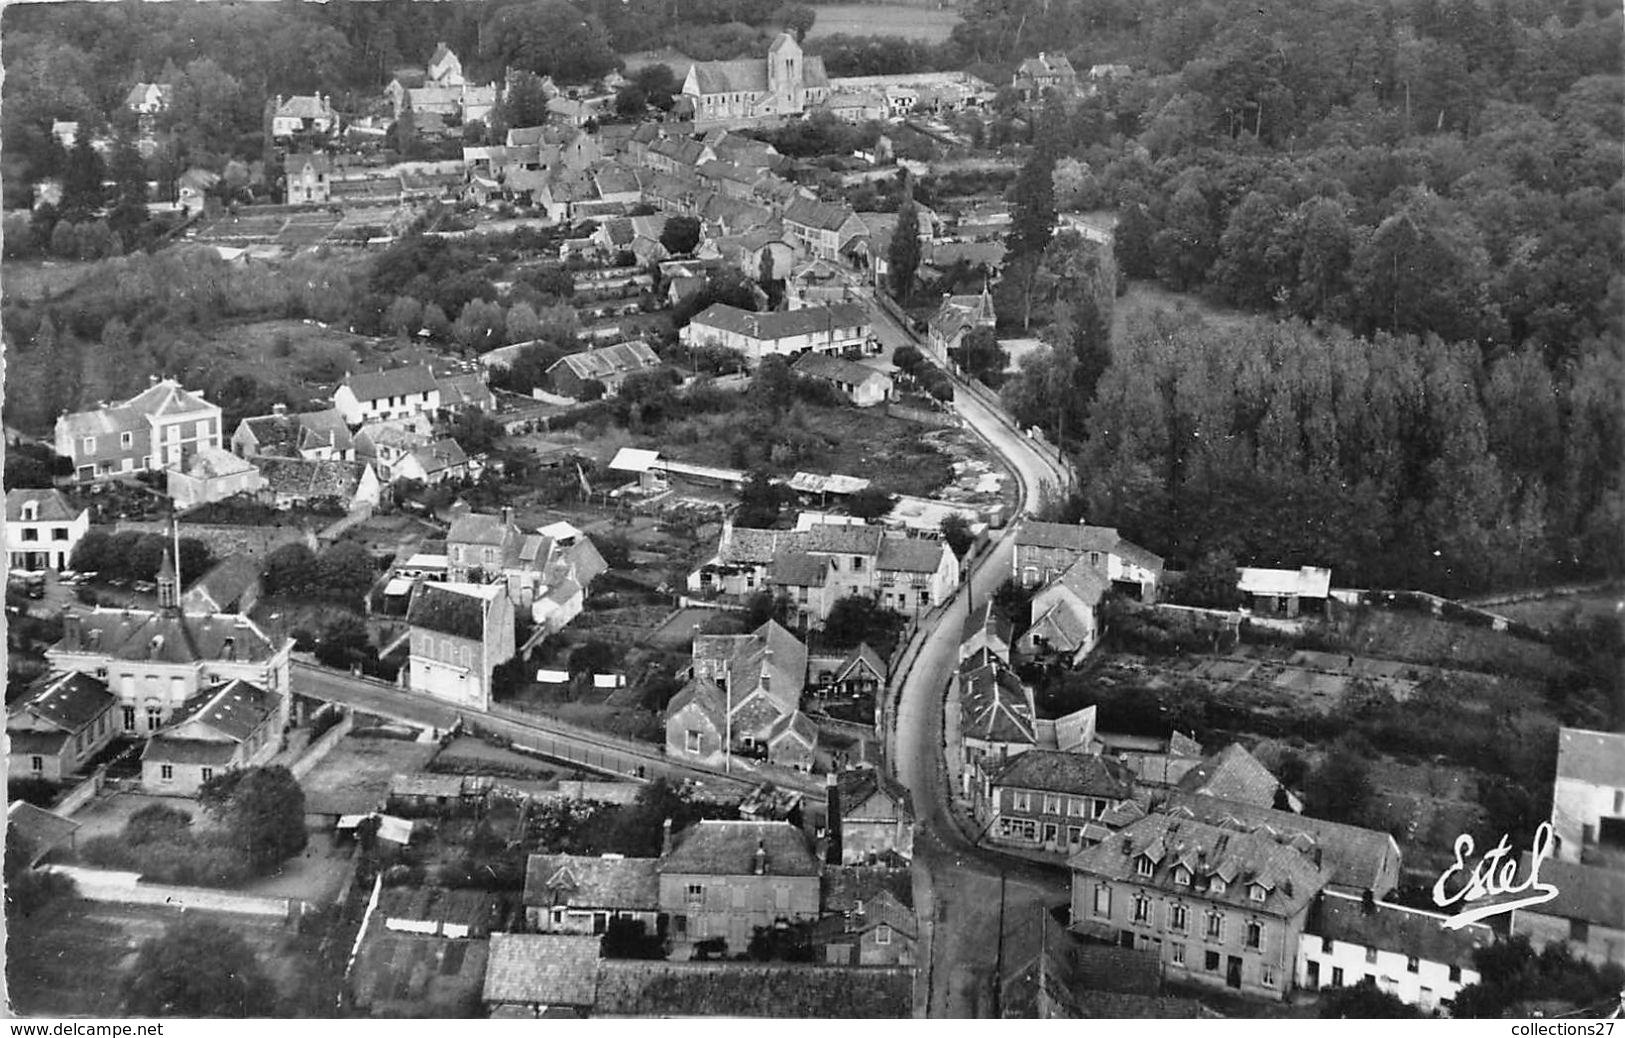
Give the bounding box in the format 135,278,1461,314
926,287,996,363
7,671,118,782
1550,726,1625,863
1068,813,1333,1000
524,853,663,937
957,649,1036,794
814,866,917,966
1176,744,1288,810
1012,52,1078,100
47,554,293,738
1011,519,1163,601
55,379,223,482
681,303,870,367
1297,889,1491,1014
353,421,432,482
444,509,603,620
979,749,1136,856
1017,557,1108,664
141,678,283,796
395,439,471,485
231,405,355,461
333,366,442,426
406,582,516,711
270,94,338,138
657,819,822,948
284,152,332,205
667,620,815,770
960,601,1014,663
6,489,90,572
829,768,915,865
781,196,865,261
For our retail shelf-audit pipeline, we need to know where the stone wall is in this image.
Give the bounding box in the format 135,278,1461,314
116,520,316,562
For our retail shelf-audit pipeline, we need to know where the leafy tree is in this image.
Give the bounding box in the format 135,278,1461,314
615,84,649,118
1303,740,1374,826
452,298,507,354
106,137,150,241
602,917,667,959
447,408,504,455
385,296,423,339
1152,182,1217,291
958,326,1008,385
313,612,371,669
568,639,617,677
822,595,907,645
316,541,376,602
505,301,544,345
631,64,679,110
59,134,106,224
888,198,922,302
743,589,794,629
1319,977,1421,1018
1175,550,1243,608
502,70,553,129
941,513,975,558
1007,149,1056,258
262,542,318,597
778,4,817,41
1452,936,1625,1019
659,215,702,256
482,1,618,83
847,486,897,521
196,766,307,875
122,917,278,1017
736,469,792,528
422,303,452,342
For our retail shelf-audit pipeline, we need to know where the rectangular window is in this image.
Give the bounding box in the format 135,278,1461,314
1448,965,1461,983
160,764,174,780
1136,856,1153,877
1093,884,1111,918
1333,967,1345,987
1250,885,1266,902
1205,951,1220,972
1067,826,1083,846
83,436,95,454
1132,896,1150,923
1068,798,1086,817
1245,921,1262,950
686,883,703,904
1205,912,1223,940
121,431,134,448
1171,943,1185,966
30,756,43,773
1042,795,1061,814
1174,868,1190,886
1570,919,1590,943
1170,903,1188,932
201,767,214,783
1407,956,1419,973
122,706,136,730
1012,791,1031,812
1365,947,1378,965
876,925,892,945
685,730,702,753
1261,965,1276,987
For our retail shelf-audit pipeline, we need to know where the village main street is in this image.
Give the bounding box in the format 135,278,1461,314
871,299,1078,1016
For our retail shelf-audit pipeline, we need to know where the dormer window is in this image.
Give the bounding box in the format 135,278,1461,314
20,502,37,521
1250,884,1266,902
1209,878,1226,895
1174,867,1190,886
1135,855,1154,878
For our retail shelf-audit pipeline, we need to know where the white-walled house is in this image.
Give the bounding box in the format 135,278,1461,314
1550,726,1625,863
681,303,870,367
332,366,442,426
1296,890,1491,1015
55,379,224,483
6,490,90,572
406,582,516,711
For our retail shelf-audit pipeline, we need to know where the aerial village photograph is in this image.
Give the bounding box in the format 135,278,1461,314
0,0,1621,1023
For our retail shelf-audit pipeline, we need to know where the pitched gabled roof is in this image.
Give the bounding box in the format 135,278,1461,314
275,95,333,119
447,511,518,549
836,767,913,819
340,365,438,402
484,933,601,1007
238,408,354,457
1176,744,1281,807
183,555,262,612
668,676,727,730
139,738,248,766
407,439,468,474
783,196,857,234
1068,813,1330,919
716,524,799,565
690,59,770,95
1555,726,1625,788
57,380,217,441
53,608,282,666
1311,889,1492,969
524,853,660,910
960,658,1034,745
593,960,912,1017
160,678,279,742
877,537,945,574
1238,565,1332,599
768,550,831,588
990,749,1134,799
1048,557,1110,605
548,341,662,382
1160,790,1398,895
660,819,819,877
791,352,887,388
5,489,83,523
286,152,332,175
1013,520,1164,572
961,600,1013,649
407,582,498,640
822,865,915,928
833,643,888,686
804,522,884,557
1513,856,1625,928
9,672,115,733
436,373,494,409
766,709,818,748
7,801,80,867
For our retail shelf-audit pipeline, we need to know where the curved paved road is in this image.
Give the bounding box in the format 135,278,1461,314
869,301,1077,1016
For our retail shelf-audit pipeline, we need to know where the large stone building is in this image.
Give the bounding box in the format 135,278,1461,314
657,819,822,948
55,379,223,483
405,582,516,711
680,33,830,125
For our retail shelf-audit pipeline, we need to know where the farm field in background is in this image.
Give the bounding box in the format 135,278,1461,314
806,3,961,41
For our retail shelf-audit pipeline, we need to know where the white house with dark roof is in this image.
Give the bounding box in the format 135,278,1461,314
957,649,1037,792
1068,813,1335,1000
1012,52,1078,100
682,302,870,366
7,671,118,782
1017,556,1108,664
284,152,332,205
332,366,442,426
6,489,89,572
832,767,915,865
524,853,662,935
394,439,471,485
657,819,822,946
47,554,293,738
791,353,893,407
141,678,283,796
781,196,865,261
927,286,997,362
271,94,338,138
668,620,814,770
1550,725,1625,864
166,445,262,509
182,555,263,616
406,582,516,711
680,33,830,125
1011,518,1163,601
55,379,223,483
1237,566,1332,618
125,82,172,115
1298,889,1490,1014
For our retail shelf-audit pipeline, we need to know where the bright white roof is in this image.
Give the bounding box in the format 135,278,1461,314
610,447,661,473
538,520,582,541
1237,566,1332,599
383,577,414,596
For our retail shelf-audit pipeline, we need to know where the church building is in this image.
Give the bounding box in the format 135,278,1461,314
680,33,830,124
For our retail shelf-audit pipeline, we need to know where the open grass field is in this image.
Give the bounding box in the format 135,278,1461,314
299,733,440,816
1113,281,1261,342
1331,605,1566,679
1490,589,1624,631
806,3,961,41
0,260,98,301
